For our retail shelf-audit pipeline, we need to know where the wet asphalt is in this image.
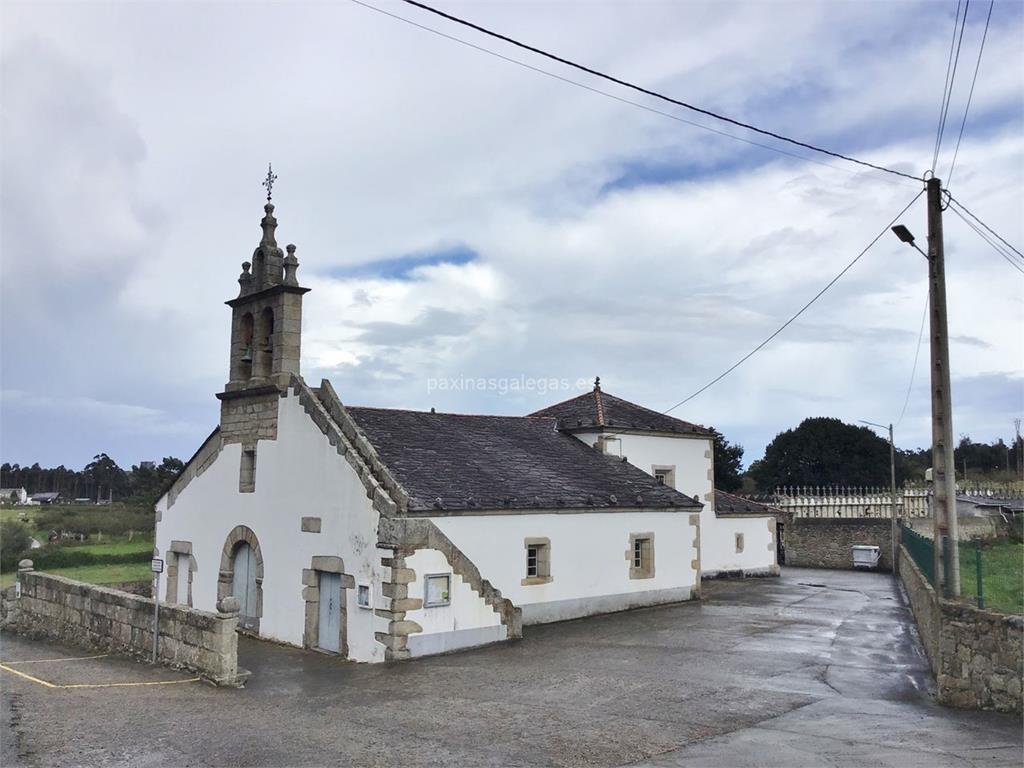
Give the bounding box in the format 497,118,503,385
1,567,1020,767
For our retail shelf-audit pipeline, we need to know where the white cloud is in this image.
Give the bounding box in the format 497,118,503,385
1,0,1021,468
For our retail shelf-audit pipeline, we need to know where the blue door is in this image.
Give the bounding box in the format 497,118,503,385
318,572,342,653
232,542,258,631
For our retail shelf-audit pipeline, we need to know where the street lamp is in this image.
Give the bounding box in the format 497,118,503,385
860,420,899,576
891,225,929,259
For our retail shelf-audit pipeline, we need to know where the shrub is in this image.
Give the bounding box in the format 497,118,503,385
0,521,32,570
27,545,151,570
34,504,155,538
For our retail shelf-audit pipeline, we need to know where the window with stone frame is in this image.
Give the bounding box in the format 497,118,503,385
521,537,552,585
629,533,655,579
652,465,676,488
735,533,745,553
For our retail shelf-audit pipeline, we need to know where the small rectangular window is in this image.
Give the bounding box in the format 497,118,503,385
357,584,371,608
522,538,552,585
652,466,675,488
424,573,451,608
629,533,655,579
735,533,745,553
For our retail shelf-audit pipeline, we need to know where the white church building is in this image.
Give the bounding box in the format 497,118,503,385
154,199,776,663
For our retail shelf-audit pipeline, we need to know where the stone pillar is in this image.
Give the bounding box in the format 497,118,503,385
374,552,423,661
213,596,244,686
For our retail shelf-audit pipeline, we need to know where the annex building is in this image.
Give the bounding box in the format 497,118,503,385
155,200,777,662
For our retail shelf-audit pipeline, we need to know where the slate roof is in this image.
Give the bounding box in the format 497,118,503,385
346,406,702,514
530,384,713,436
714,490,781,517
957,495,1024,513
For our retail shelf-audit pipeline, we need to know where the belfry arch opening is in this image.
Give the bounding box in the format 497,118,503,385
239,312,254,381
256,307,274,379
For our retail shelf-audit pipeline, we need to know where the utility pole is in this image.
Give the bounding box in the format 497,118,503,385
887,423,898,575
859,419,899,576
926,176,960,597
1015,418,1022,478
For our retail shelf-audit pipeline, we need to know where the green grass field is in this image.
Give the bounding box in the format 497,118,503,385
959,539,1023,615
0,561,154,589
2,504,155,589
64,538,154,556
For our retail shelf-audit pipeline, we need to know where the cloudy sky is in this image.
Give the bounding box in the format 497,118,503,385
2,0,1022,471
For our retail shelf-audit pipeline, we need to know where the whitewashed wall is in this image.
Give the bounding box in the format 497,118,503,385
572,430,775,576
403,548,506,657
155,392,390,662
430,510,698,625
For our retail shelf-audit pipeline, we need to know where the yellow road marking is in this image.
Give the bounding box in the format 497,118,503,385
0,662,200,689
59,678,201,689
0,654,110,665
0,664,57,688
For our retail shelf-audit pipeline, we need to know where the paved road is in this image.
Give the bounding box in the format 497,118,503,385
1,568,1020,767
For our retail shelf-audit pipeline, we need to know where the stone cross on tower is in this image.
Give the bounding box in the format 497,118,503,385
261,163,277,202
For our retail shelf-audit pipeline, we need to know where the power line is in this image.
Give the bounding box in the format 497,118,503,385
663,189,926,414
932,0,965,172
948,204,1024,275
947,0,994,186
947,196,1024,259
347,0,887,182
896,291,929,428
396,0,921,183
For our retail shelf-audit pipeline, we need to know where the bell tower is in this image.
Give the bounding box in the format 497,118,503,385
216,166,310,452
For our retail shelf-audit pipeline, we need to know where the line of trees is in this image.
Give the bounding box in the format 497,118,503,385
0,454,184,506
744,417,1024,491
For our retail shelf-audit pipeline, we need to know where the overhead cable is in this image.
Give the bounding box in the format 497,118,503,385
948,197,1024,259
662,190,926,413
394,0,921,183
896,291,930,428
947,0,995,186
933,0,966,171
347,0,882,181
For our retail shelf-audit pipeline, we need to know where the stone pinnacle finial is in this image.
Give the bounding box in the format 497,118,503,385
594,376,601,391
261,162,277,202
283,244,299,286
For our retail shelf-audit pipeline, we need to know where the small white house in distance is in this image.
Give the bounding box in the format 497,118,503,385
155,200,703,663
0,487,29,505
532,385,779,579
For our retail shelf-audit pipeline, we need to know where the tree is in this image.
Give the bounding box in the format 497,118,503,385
83,453,128,500
711,429,744,492
748,417,897,491
0,521,32,569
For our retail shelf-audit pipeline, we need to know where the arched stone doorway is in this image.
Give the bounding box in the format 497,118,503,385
219,525,264,634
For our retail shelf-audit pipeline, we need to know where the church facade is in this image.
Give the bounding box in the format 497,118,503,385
154,200,775,663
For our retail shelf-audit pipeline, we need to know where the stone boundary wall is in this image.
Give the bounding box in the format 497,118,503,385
783,518,893,571
899,546,1023,713
3,568,243,686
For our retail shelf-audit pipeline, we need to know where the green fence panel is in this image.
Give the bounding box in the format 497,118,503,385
974,540,984,609
900,523,934,584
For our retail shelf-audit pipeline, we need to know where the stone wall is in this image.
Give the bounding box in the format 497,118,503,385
783,517,893,571
4,568,243,685
899,546,1023,713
